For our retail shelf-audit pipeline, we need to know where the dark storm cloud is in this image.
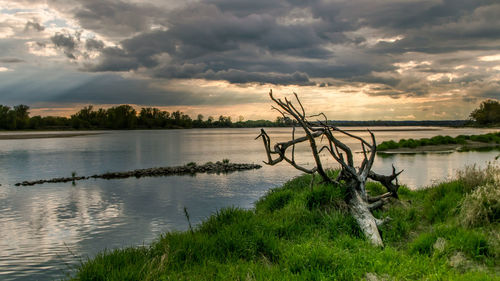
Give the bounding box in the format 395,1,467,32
29,0,500,96
71,0,162,37
51,33,79,59
85,38,104,51
81,3,325,84
201,70,314,86
51,33,76,49
84,46,141,71
24,21,45,32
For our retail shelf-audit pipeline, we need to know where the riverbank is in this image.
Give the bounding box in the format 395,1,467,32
377,132,500,153
71,165,499,280
0,132,102,140
0,127,439,141
378,140,500,154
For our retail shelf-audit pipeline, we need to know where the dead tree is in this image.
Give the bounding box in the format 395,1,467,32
256,90,403,247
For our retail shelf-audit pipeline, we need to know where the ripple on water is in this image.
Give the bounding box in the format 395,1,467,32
0,128,498,280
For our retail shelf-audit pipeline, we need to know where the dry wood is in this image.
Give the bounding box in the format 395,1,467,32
257,90,404,247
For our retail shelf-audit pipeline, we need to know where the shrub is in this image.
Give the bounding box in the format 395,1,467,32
430,135,446,145
405,139,418,148
377,140,399,151
419,138,430,146
460,182,500,228
456,163,499,191
470,134,491,143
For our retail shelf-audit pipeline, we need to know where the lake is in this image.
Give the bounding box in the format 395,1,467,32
0,127,498,280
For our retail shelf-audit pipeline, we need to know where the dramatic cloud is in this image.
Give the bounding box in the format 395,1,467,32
0,0,499,119
72,0,162,38
51,32,79,59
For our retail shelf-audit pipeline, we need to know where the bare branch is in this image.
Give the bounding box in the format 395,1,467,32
367,192,392,203
293,92,306,118
309,112,328,123
323,124,373,149
272,106,287,119
292,125,296,162
375,217,392,227
360,130,377,180
268,90,331,182
368,166,404,198
368,199,386,211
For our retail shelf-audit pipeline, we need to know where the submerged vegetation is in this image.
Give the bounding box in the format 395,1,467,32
377,132,500,151
71,164,499,280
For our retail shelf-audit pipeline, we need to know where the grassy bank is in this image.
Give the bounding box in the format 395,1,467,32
377,132,500,151
72,166,499,280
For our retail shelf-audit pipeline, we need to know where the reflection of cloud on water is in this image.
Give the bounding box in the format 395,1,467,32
0,128,499,280
0,184,123,278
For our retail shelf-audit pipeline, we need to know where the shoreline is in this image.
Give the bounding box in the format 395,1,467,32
72,167,500,280
0,127,444,140
0,126,496,140
378,140,500,154
0,132,103,140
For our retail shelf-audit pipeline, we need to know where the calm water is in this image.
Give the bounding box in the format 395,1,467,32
0,127,498,280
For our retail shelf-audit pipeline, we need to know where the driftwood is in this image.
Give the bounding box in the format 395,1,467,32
257,90,403,246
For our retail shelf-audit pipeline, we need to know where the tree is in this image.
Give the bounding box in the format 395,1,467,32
139,107,166,128
0,105,13,129
71,105,95,128
107,105,137,129
13,104,30,129
257,90,403,246
193,114,205,128
470,99,500,125
216,115,232,127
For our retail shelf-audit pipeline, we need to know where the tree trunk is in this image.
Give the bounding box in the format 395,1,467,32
348,188,384,247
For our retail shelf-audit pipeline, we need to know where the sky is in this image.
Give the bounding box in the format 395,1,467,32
0,0,499,120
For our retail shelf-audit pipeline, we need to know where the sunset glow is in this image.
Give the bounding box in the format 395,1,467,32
1,0,499,120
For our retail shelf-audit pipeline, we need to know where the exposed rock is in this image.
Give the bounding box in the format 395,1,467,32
15,161,262,186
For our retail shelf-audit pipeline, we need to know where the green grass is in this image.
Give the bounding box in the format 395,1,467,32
377,132,500,151
71,168,500,280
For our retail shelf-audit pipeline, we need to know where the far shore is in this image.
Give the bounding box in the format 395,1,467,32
0,126,494,140
0,132,103,140
378,140,500,154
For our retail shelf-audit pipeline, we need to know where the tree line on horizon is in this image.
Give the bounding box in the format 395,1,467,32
0,99,498,130
0,104,288,130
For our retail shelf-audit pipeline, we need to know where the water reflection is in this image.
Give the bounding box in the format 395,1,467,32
0,127,498,280
0,184,124,280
